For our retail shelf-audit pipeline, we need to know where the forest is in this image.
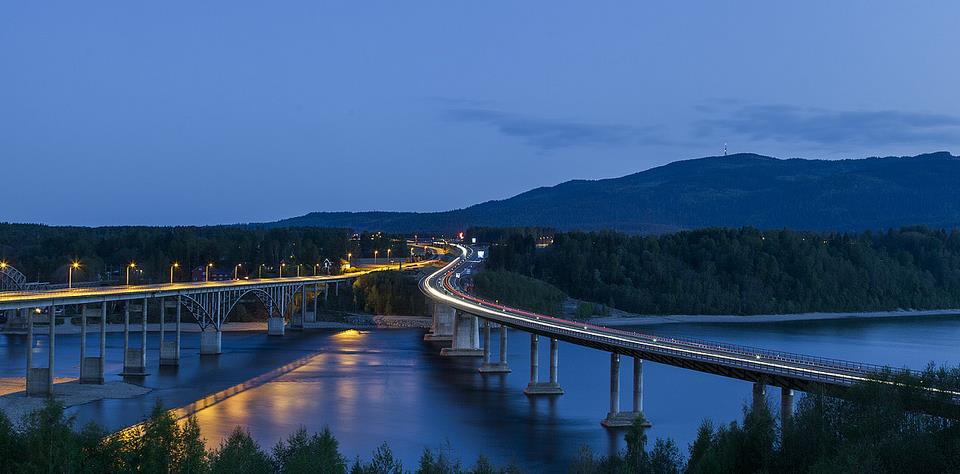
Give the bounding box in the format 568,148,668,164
0,224,406,286
484,226,960,315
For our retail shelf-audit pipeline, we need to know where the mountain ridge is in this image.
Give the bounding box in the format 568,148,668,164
263,151,960,233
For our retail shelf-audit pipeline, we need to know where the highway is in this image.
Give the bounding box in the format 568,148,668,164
0,260,437,312
422,244,949,398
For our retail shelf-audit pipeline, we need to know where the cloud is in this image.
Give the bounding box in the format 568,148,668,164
444,108,664,151
697,104,960,147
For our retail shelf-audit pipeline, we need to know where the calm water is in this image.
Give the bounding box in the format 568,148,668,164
2,316,960,471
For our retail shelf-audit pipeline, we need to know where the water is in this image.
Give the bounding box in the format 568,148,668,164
2,315,960,471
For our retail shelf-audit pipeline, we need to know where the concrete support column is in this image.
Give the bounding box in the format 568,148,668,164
48,305,55,387
424,303,454,342
160,297,180,366
200,330,222,355
752,382,768,412
25,307,50,397
122,300,146,376
602,353,649,427
633,357,643,413
97,303,106,382
440,311,483,357
482,322,491,363
268,316,285,336
79,304,103,384
479,323,511,374
549,338,559,385
780,388,794,425
158,297,165,360
308,284,318,323
524,333,562,395
291,286,306,329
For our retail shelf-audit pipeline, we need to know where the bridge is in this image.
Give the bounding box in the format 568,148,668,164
0,260,435,396
420,244,953,427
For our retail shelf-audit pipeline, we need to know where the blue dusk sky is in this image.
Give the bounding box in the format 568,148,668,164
2,1,958,226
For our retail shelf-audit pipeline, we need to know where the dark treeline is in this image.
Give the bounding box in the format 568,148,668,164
473,270,566,316
0,223,411,286
4,365,960,473
486,226,960,315
352,271,429,316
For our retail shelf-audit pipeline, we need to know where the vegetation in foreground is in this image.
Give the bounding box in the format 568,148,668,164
485,226,960,315
3,366,959,473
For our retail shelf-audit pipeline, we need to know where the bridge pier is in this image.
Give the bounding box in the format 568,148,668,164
160,297,180,366
200,329,222,355
290,286,306,330
25,307,50,396
307,284,318,323
424,303,454,342
780,388,794,424
752,382,767,412
524,335,563,395
440,311,483,356
602,354,650,428
79,304,104,384
479,323,510,373
267,317,285,336
122,300,147,376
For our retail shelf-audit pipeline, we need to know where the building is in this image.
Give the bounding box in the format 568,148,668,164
191,265,233,282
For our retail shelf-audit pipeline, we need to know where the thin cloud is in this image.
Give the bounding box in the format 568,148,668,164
697,104,960,146
445,108,664,151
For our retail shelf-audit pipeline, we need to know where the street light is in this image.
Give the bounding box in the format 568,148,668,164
234,263,242,280
68,261,80,289
387,248,392,261
374,250,379,264
0,261,7,270
126,262,136,285
170,262,179,284
280,262,286,278
347,253,352,264
297,264,302,277
206,263,214,282
259,264,265,279
314,263,320,276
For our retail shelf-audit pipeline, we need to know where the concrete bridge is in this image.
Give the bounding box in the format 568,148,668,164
0,261,434,396
421,244,957,427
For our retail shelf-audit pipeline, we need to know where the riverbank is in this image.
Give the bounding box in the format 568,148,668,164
590,308,960,326
1,321,269,335
0,378,151,424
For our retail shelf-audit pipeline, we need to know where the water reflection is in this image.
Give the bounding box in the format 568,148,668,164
2,315,960,471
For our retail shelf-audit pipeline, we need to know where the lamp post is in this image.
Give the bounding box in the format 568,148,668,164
259,264,265,279
280,263,286,278
314,263,319,276
387,248,392,262
347,253,352,265
374,250,379,264
126,262,136,285
169,262,179,284
234,263,242,280
68,261,80,289
297,264,302,277
206,263,213,282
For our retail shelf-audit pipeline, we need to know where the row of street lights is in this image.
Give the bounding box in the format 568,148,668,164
36,249,412,289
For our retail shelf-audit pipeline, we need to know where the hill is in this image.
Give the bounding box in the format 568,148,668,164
266,151,960,233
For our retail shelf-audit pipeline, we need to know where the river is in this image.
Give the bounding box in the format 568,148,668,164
2,315,959,471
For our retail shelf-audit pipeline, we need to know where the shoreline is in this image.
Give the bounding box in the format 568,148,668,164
591,309,960,326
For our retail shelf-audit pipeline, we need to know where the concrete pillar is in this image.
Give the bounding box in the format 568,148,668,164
160,298,180,366
95,302,106,383
482,322,491,363
780,388,794,425
633,357,643,413
601,353,648,427
200,330,222,355
158,297,165,358
308,284,318,323
424,303,454,342
140,297,148,368
79,304,103,384
524,333,562,395
291,286,305,329
25,307,50,397
752,382,767,412
122,301,146,376
479,323,511,374
440,311,483,356
80,304,86,370
268,317,285,336
48,305,55,388
549,338,559,385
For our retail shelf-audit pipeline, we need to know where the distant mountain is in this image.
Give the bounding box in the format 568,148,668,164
265,152,960,233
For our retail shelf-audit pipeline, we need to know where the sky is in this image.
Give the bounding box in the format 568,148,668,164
2,1,959,226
